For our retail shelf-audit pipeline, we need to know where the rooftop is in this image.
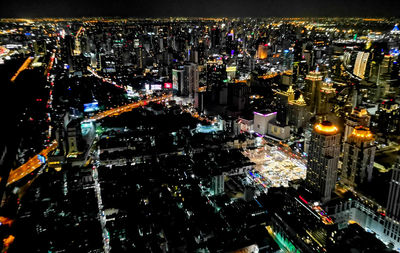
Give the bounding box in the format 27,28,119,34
314,121,339,135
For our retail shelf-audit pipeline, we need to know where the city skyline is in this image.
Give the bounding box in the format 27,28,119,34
0,12,400,253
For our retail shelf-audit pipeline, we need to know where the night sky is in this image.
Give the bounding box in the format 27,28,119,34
0,0,399,18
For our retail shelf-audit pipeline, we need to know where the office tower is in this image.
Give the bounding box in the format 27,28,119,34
212,174,224,195
172,68,184,95
66,119,83,157
341,127,375,188
282,49,294,70
343,107,371,142
304,70,323,114
381,55,394,75
231,82,250,111
257,44,268,60
353,52,370,79
315,81,336,115
377,101,400,135
288,94,308,129
139,47,144,68
384,163,400,246
305,121,341,203
73,37,81,56
303,49,314,71
276,86,295,125
211,27,221,48
194,91,204,112
184,62,199,97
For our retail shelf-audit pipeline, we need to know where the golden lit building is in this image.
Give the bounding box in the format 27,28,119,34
257,44,268,60
306,121,341,203
288,94,308,128
341,126,375,188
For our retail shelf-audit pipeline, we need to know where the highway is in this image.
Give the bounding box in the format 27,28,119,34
5,140,58,186
83,94,172,122
4,95,172,186
87,66,126,91
10,57,34,82
258,70,292,80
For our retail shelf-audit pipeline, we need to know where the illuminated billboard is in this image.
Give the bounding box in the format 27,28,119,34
164,82,172,89
151,84,162,90
84,101,99,112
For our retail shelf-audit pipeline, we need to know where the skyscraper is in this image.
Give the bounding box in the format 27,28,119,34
353,51,370,79
257,44,268,60
172,68,184,95
305,121,341,203
276,86,295,125
212,174,224,195
341,127,376,188
384,164,400,246
316,81,336,115
304,70,323,114
343,107,371,142
184,62,199,97
288,94,308,129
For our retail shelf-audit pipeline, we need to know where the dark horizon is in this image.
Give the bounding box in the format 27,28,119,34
1,0,400,19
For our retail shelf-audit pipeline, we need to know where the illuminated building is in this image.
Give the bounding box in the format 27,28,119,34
316,81,336,115
212,174,224,195
282,72,293,86
353,52,370,79
343,107,371,142
172,68,184,95
341,127,375,188
267,122,291,140
305,121,341,203
282,49,294,71
66,119,83,157
288,94,308,129
304,70,323,114
390,24,400,35
276,86,295,125
73,38,81,56
385,163,400,248
257,44,268,60
253,110,277,135
380,55,394,75
184,62,199,97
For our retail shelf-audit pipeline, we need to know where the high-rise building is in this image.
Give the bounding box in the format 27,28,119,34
341,127,376,188
172,68,184,95
384,164,400,246
304,70,323,114
212,174,224,195
377,101,400,135
343,107,371,142
276,86,295,125
305,121,341,203
316,81,336,115
184,63,199,97
66,119,83,157
231,82,250,111
353,52,370,79
288,94,308,129
257,44,268,60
